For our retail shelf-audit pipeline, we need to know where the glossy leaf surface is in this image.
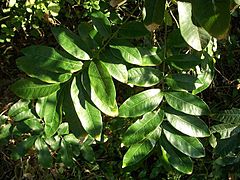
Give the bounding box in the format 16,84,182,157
119,89,163,117
10,78,60,99
164,91,210,116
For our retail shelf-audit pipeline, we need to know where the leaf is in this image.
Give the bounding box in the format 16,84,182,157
59,138,74,167
143,0,166,31
35,137,53,168
166,54,202,70
212,108,240,124
11,136,38,160
80,144,96,163
160,134,193,174
58,122,69,136
122,128,159,168
128,67,163,87
119,89,163,118
166,74,202,92
91,11,111,38
41,92,61,137
163,122,205,158
45,136,61,151
118,21,150,38
82,61,118,117
100,49,128,83
138,47,163,66
192,0,230,38
214,133,240,156
210,123,239,139
165,107,210,137
192,55,214,94
23,118,43,132
110,40,143,66
178,1,211,51
10,78,61,99
8,99,30,117
52,27,91,60
21,45,83,73
235,0,240,5
123,110,164,146
164,91,210,116
71,76,102,139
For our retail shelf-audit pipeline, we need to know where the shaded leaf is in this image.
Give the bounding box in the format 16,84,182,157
119,21,150,38
138,47,163,66
212,108,240,124
210,123,239,139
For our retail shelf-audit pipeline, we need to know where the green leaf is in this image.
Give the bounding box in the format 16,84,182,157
10,78,61,99
58,122,69,136
100,49,128,83
71,76,102,139
166,54,202,70
212,108,240,124
59,138,74,167
128,67,163,87
235,0,240,5
17,56,72,83
165,108,210,137
138,47,163,66
23,118,43,132
166,74,202,92
0,124,11,143
83,61,118,117
11,136,38,160
122,129,159,168
80,144,96,163
8,99,30,117
110,41,143,66
52,27,91,60
119,89,163,118
210,123,239,139
123,110,164,146
35,137,53,168
214,133,240,156
143,0,166,31
192,0,230,38
41,92,61,137
48,2,60,17
178,1,211,51
118,21,150,38
160,134,193,174
91,11,111,38
45,136,61,151
164,91,210,116
192,55,214,94
21,45,83,73
163,122,205,158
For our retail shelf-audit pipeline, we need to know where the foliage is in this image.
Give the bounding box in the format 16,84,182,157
1,0,240,178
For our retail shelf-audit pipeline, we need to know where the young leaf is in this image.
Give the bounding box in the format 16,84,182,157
160,134,193,174
8,99,30,117
71,76,102,139
212,108,240,124
21,45,83,73
110,40,143,66
52,27,91,60
165,108,210,137
128,67,163,87
40,92,61,137
178,1,211,51
23,118,43,132
163,122,205,158
166,55,202,70
35,137,53,168
10,78,61,99
82,61,118,117
119,89,163,118
165,74,202,92
192,0,230,38
13,110,35,122
91,11,111,38
122,127,160,168
58,122,69,136
123,110,164,146
164,91,210,116
100,49,128,83
143,0,166,31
